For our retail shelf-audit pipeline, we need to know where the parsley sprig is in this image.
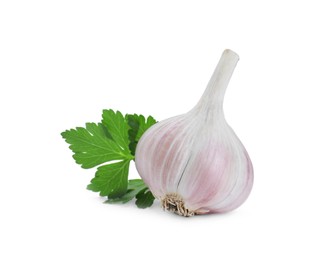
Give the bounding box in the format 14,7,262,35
61,109,157,208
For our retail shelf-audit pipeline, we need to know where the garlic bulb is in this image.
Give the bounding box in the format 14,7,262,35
135,49,254,216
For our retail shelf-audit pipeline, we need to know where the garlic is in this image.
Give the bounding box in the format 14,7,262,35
135,49,254,216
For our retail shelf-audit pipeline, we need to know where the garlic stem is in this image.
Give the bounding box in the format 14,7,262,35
194,49,239,114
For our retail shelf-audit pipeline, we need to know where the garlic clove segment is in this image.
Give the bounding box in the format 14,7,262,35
135,49,253,216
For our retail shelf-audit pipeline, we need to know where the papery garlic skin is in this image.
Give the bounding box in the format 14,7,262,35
135,50,253,216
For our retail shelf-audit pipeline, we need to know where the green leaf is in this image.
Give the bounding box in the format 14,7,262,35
87,160,130,198
102,109,130,154
105,179,148,204
106,179,155,208
127,114,157,155
61,123,129,169
135,189,155,208
62,109,157,209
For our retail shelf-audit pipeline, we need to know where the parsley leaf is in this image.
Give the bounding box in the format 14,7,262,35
106,179,155,208
61,109,156,209
127,114,157,155
61,123,130,169
87,160,130,198
136,189,155,208
102,109,131,154
105,179,148,204
61,112,134,198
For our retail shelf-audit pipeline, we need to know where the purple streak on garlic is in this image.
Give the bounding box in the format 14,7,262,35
135,49,254,216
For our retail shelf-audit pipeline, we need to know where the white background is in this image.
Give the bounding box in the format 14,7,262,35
1,1,320,259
